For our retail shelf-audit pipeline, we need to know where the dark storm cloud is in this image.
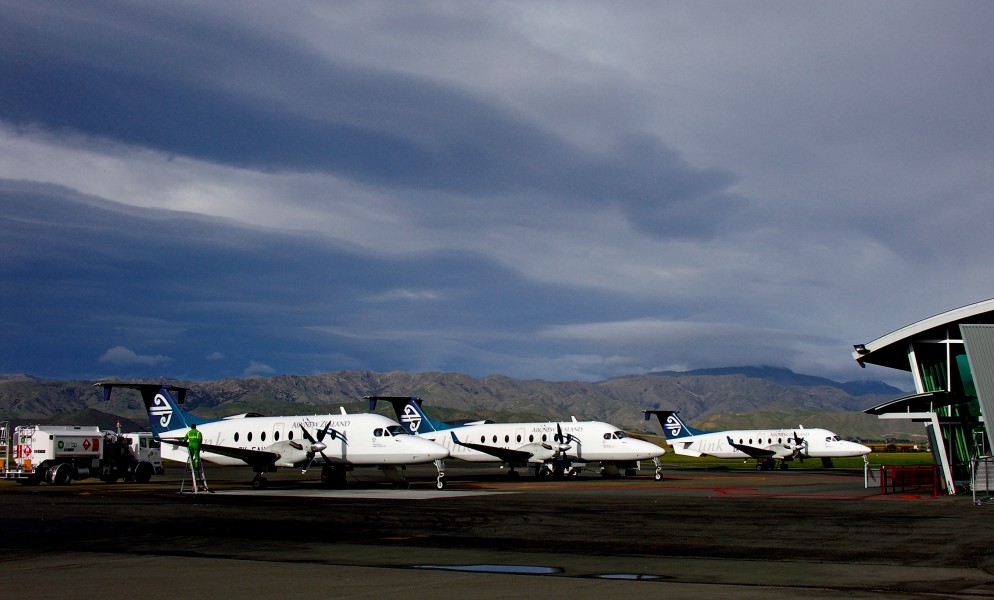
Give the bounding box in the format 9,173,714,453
0,179,624,379
0,1,740,239
4,2,992,388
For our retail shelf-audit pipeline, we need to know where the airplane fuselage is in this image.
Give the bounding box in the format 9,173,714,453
668,428,870,460
418,421,664,464
160,413,449,467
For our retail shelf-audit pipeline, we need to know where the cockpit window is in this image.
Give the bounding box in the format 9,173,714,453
373,428,384,437
603,433,611,440
387,425,407,436
614,431,628,439
827,436,839,443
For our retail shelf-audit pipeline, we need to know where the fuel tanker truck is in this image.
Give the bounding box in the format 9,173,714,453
0,423,162,485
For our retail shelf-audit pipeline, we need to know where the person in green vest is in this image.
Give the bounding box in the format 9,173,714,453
183,423,211,492
185,423,203,469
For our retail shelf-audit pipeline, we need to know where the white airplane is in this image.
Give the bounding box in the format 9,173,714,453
369,396,666,480
643,410,871,470
98,383,450,489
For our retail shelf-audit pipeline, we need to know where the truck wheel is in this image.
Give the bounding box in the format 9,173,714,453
134,462,154,484
48,463,72,485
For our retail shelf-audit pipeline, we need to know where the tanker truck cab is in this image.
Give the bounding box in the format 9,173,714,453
120,431,164,482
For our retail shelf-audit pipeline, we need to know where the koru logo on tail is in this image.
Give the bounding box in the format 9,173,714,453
664,414,682,437
150,394,173,428
401,404,422,433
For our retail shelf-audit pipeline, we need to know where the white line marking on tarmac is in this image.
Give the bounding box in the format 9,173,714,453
212,489,513,499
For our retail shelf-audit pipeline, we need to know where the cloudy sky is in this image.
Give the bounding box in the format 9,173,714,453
2,1,992,388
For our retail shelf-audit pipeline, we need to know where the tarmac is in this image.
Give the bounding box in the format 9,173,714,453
2,464,994,599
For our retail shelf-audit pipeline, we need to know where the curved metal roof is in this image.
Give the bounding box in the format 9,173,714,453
863,391,960,415
853,297,994,371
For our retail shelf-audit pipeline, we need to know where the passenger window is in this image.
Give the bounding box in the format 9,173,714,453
516,435,521,442
493,435,498,443
529,435,534,442
275,431,280,441
504,435,510,443
542,434,547,442
261,432,267,442
288,430,294,440
481,436,486,443
234,432,240,442
247,432,253,442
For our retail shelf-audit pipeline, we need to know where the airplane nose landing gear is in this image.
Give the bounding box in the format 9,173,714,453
434,459,446,490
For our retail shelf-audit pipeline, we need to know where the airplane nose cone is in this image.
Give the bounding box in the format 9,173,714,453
631,439,666,459
419,438,450,461
851,442,872,456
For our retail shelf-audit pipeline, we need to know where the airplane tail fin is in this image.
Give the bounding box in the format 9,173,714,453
642,410,702,440
99,382,208,439
366,396,451,434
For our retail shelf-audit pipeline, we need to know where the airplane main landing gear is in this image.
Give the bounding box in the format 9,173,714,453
251,474,268,489
755,459,788,471
322,464,348,487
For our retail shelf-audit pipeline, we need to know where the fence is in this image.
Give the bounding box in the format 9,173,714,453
879,464,939,496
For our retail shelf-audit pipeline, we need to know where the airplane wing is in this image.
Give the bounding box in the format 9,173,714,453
725,436,777,459
449,433,535,463
163,439,280,469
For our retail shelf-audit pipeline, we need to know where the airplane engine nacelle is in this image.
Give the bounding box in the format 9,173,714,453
268,441,310,468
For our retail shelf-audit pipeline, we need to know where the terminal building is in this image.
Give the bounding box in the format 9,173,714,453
853,298,994,494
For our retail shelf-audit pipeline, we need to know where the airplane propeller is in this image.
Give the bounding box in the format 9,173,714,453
300,422,344,473
790,431,808,462
553,423,573,456
549,423,580,475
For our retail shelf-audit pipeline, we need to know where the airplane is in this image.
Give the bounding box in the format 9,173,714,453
643,410,871,470
368,396,666,480
98,382,451,489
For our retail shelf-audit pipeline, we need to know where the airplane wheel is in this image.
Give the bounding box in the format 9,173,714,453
436,476,446,490
252,475,268,489
507,470,520,480
755,464,764,471
654,470,663,481
780,463,789,471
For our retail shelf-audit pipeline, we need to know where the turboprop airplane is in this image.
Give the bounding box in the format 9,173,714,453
98,383,450,489
368,396,666,480
643,410,871,470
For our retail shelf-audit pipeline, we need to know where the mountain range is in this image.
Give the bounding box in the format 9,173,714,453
0,366,919,441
